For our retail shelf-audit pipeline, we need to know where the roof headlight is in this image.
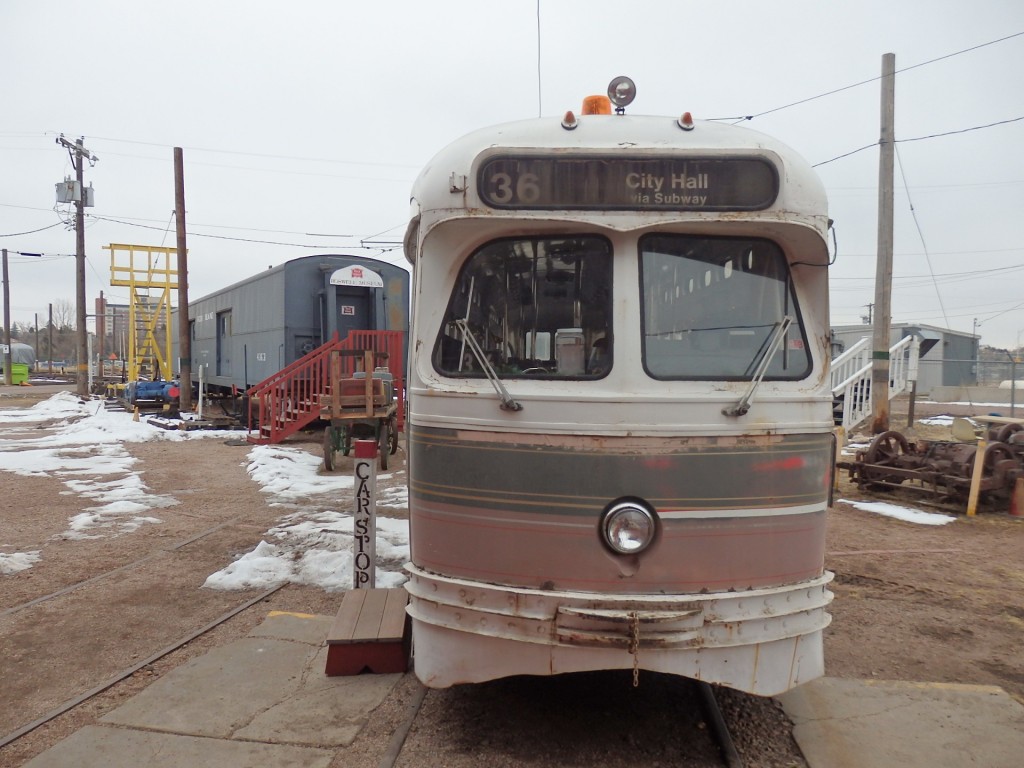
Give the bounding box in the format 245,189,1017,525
602,501,656,554
607,76,636,110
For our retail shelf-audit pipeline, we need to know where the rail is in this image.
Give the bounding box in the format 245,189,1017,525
246,330,405,445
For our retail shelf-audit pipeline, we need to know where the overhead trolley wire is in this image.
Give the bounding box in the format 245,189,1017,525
815,115,1024,167
714,30,1024,124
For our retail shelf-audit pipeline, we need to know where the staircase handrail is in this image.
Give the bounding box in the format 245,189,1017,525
830,336,871,390
245,330,405,445
887,335,916,397
832,334,919,434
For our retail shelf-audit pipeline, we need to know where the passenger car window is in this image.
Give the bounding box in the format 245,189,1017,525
639,235,810,380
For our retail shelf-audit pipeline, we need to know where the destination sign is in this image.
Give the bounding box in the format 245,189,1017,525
478,155,778,211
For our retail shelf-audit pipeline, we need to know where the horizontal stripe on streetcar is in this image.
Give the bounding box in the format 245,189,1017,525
411,480,825,512
660,502,826,519
414,503,823,531
411,553,825,590
410,432,830,458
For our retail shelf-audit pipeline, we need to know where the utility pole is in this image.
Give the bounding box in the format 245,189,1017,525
871,53,896,434
57,135,98,398
2,248,11,386
174,147,192,412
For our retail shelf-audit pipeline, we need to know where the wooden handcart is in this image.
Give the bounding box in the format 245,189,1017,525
320,349,398,471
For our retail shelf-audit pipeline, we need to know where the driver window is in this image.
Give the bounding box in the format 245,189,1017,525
434,236,612,379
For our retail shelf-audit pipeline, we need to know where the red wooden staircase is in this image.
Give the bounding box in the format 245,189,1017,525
246,330,405,445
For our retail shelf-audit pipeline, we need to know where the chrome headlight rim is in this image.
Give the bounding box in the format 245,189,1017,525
601,500,657,555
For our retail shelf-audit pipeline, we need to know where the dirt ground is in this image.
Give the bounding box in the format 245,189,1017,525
827,398,1024,704
1,385,1022,767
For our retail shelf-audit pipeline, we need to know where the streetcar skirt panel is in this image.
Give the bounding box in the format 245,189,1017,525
406,566,833,695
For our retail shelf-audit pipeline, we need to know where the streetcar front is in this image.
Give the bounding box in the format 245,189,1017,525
403,90,834,696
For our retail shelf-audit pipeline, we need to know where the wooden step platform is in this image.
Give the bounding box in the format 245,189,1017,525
325,587,411,676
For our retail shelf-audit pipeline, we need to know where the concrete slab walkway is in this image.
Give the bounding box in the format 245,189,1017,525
20,610,1024,767
23,611,401,768
779,677,1024,768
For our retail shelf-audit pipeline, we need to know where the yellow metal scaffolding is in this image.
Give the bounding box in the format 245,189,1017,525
105,243,180,382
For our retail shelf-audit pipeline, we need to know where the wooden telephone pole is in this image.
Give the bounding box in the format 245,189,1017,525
174,147,192,412
56,135,97,398
871,53,896,434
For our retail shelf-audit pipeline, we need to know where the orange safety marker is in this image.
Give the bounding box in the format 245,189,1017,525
1010,477,1024,518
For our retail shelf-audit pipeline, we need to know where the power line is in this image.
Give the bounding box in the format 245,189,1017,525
898,115,1024,144
832,263,1024,282
87,214,390,250
0,222,65,237
2,205,407,247
82,134,421,170
813,115,1024,167
716,31,1024,123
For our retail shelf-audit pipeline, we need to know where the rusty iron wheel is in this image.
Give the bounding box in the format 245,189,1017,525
862,430,911,485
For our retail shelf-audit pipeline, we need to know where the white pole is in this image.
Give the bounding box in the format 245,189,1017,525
352,439,378,589
197,364,205,420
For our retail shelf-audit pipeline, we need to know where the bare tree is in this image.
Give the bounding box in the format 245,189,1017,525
52,299,75,331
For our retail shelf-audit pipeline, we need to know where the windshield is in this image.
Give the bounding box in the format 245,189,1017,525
639,234,810,380
434,236,613,379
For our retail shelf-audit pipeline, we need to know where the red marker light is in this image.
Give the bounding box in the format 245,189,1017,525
678,112,695,131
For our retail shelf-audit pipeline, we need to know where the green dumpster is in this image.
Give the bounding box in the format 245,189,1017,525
11,363,28,384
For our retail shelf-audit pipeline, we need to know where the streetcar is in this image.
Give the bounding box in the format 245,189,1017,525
402,78,834,696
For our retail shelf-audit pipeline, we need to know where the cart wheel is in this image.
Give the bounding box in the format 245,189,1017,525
379,423,390,471
862,430,911,486
341,427,352,456
388,415,399,455
322,427,335,472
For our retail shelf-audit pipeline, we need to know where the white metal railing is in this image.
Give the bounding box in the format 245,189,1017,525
831,335,919,432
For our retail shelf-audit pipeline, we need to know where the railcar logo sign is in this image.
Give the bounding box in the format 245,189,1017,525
330,265,384,288
478,155,778,211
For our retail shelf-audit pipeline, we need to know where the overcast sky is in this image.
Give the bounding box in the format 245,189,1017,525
2,1,1023,350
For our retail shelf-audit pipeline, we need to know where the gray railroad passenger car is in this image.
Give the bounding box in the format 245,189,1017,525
172,254,410,396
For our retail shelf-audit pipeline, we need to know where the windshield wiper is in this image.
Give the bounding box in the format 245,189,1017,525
722,316,793,418
455,319,523,412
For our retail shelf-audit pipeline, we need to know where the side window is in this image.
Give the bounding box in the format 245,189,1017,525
640,235,810,380
434,236,612,379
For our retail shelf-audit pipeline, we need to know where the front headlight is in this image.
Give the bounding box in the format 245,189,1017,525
602,501,656,554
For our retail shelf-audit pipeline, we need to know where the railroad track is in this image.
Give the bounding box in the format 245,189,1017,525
3,592,789,768
0,517,251,619
0,586,283,750
377,673,756,768
0,512,280,752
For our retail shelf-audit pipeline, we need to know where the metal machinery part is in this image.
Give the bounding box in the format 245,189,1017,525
840,427,1024,505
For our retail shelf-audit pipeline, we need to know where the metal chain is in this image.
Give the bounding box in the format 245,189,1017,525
628,611,640,688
